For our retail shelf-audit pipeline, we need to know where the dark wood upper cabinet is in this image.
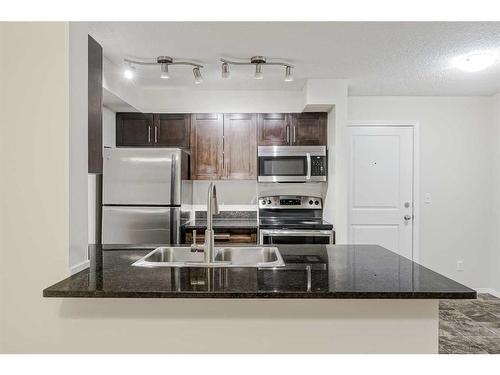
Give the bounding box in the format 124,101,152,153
114,111,326,180
116,112,154,147
223,113,257,180
116,113,190,148
291,112,328,146
88,35,103,173
257,113,290,146
154,114,190,148
258,112,327,146
191,113,224,180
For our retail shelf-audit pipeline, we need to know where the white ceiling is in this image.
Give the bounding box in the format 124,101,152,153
89,22,500,95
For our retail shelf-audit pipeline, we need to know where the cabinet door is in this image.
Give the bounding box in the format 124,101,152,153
223,113,257,180
184,228,257,245
257,113,290,146
291,112,328,146
88,35,103,173
116,113,154,146
191,113,223,180
154,114,190,148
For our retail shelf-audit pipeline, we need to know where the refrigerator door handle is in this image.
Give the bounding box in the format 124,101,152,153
170,153,176,205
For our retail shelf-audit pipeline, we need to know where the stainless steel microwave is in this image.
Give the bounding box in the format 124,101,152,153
258,146,327,182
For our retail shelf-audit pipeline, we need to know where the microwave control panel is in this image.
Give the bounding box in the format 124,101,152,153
311,156,327,177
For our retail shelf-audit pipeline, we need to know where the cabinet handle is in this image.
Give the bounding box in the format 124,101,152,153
286,126,290,144
148,125,151,143
154,126,158,143
293,126,296,144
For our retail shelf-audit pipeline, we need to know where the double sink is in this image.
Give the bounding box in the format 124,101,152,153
133,246,285,268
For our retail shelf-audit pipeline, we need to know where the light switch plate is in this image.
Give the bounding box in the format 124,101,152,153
424,193,432,204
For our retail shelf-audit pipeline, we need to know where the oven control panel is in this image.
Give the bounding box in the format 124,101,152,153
259,195,322,209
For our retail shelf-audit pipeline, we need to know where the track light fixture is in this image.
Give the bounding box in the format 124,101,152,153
193,67,203,84
284,66,294,82
221,62,230,78
124,66,135,80
124,56,204,83
220,56,294,81
160,62,169,79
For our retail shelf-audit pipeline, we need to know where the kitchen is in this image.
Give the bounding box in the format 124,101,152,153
2,18,500,361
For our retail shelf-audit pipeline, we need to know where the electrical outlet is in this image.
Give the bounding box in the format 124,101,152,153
457,261,464,272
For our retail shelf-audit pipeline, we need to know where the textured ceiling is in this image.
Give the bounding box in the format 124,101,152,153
89,22,500,95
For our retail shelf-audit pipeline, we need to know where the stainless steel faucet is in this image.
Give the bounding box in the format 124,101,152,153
190,182,219,263
204,182,219,263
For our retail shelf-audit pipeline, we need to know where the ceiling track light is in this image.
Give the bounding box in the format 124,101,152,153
220,56,294,81
193,67,203,84
124,65,135,80
221,62,230,78
124,56,204,83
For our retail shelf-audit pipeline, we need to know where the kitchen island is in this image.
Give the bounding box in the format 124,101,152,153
43,244,475,353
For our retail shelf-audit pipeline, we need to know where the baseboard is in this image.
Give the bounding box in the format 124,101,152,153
70,259,90,275
475,288,500,298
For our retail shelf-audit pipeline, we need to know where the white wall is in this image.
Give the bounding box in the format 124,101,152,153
0,22,70,351
102,106,116,148
141,88,305,113
68,23,89,273
492,93,500,292
348,96,497,289
192,180,258,211
102,56,144,111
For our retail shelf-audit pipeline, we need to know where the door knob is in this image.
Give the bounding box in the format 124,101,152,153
404,214,412,221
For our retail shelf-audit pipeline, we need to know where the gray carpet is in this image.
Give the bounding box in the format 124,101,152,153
439,294,500,354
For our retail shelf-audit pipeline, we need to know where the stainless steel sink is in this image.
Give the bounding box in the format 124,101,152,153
214,247,284,267
132,246,285,268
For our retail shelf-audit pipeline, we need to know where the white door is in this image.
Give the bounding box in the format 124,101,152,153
348,126,414,259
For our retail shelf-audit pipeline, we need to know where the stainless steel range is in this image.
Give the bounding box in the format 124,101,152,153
258,195,334,245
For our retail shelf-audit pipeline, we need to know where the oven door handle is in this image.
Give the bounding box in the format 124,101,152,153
306,153,311,180
260,229,332,236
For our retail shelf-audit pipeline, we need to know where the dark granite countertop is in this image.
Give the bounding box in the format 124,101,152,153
43,244,476,299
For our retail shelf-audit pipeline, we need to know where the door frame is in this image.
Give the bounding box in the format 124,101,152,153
346,120,420,262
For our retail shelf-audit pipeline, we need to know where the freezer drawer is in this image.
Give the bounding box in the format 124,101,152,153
102,206,180,245
103,148,181,205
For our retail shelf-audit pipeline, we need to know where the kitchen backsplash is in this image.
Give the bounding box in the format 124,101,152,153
192,180,258,211
192,180,327,212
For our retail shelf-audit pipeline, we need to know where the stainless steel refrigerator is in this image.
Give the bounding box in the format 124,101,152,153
102,148,192,245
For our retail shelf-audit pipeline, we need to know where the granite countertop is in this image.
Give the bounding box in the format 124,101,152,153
43,244,476,299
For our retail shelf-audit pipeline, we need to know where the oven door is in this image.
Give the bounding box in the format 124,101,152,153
259,229,334,245
258,155,309,182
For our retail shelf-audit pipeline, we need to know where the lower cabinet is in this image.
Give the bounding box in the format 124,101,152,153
182,228,257,245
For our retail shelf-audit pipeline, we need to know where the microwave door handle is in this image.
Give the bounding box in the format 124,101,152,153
306,153,311,180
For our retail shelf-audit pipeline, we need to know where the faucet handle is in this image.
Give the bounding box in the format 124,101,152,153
190,230,204,252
